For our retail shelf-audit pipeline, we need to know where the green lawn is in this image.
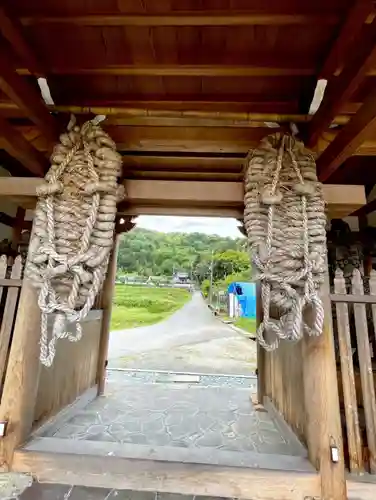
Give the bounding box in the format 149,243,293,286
110,285,191,330
234,317,257,335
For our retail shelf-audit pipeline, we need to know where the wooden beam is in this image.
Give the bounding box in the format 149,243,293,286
306,17,376,147
119,205,243,219
0,211,15,227
0,6,44,76
20,13,340,27
96,235,119,395
0,178,365,219
352,197,376,217
17,65,315,78
0,116,46,176
0,45,58,144
319,0,375,79
16,65,376,78
317,87,376,182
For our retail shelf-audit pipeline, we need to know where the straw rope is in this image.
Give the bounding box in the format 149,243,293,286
26,116,124,367
244,133,326,351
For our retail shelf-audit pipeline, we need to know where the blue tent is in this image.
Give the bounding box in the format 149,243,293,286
227,282,256,318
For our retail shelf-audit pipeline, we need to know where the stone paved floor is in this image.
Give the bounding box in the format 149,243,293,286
42,377,300,456
18,483,237,500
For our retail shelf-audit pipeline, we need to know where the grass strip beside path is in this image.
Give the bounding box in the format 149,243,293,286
234,317,257,334
111,285,191,330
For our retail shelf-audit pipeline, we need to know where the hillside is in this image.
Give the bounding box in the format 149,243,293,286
117,228,249,281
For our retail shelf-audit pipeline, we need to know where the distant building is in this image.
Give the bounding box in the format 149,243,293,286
173,271,190,284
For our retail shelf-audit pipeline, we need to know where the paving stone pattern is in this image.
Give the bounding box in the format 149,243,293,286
43,380,296,455
18,483,237,500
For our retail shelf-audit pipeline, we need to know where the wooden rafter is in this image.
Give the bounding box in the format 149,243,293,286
319,0,375,79
306,16,376,148
317,86,376,182
0,116,46,176
0,44,58,144
20,12,340,27
0,6,44,76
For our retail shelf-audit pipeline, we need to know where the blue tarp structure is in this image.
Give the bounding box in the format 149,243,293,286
227,282,256,318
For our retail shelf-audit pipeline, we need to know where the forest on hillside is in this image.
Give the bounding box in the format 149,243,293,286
117,228,251,284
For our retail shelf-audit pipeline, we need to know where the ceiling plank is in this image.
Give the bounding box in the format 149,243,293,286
20,13,340,27
0,44,58,144
319,0,375,79
16,65,315,78
0,6,44,76
306,16,376,147
0,116,47,176
317,86,376,182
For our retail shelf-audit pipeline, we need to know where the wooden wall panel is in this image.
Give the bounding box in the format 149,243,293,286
33,310,103,428
263,339,306,444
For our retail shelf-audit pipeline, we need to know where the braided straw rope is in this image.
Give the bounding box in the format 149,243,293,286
26,116,124,367
244,133,327,351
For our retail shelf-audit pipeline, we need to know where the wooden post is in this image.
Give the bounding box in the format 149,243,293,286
0,277,41,469
303,271,347,499
96,234,120,395
256,282,265,403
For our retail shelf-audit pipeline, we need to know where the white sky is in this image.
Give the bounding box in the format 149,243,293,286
136,216,243,238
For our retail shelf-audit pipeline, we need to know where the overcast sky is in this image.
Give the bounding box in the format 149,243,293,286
136,216,243,238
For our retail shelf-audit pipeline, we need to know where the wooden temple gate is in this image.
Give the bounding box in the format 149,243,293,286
0,1,374,499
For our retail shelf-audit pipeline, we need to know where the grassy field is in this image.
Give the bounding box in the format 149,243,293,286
234,317,257,334
110,285,191,330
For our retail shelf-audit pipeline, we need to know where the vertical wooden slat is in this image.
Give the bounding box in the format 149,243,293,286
352,269,376,473
0,255,8,308
0,277,41,468
96,234,120,395
0,256,23,391
369,270,376,348
335,269,363,473
303,269,347,499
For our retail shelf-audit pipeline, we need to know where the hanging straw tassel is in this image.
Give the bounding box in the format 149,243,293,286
243,133,326,351
26,116,124,367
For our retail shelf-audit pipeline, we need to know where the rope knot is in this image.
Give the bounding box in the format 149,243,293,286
37,181,64,197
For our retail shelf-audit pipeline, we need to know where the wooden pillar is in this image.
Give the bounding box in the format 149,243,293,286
303,271,347,499
256,283,265,403
96,234,120,395
0,278,41,469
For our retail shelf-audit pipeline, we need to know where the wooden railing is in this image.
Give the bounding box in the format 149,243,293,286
332,269,376,474
0,254,23,401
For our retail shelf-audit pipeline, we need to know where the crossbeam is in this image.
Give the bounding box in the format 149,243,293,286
0,178,365,220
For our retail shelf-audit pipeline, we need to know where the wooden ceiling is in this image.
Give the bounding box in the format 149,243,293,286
0,0,375,213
